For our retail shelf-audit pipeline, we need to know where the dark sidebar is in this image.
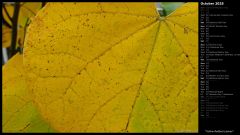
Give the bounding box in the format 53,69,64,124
199,0,240,134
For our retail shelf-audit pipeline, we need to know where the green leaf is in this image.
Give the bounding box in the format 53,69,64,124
2,53,56,133
160,2,185,16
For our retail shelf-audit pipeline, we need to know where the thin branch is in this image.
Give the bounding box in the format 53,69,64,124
10,2,20,57
2,4,13,25
2,19,12,28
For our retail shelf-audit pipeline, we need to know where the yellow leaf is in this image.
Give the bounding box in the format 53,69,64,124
23,2,198,132
2,53,55,133
2,25,25,48
2,25,12,48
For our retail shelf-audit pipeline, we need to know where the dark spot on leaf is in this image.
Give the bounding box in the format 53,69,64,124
184,28,188,34
98,61,101,66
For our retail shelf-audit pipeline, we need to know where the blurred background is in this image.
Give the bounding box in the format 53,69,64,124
2,2,184,65
2,2,44,65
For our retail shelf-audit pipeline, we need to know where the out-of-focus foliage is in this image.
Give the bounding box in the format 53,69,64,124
2,25,12,48
2,2,43,49
2,25,24,48
3,3,42,27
